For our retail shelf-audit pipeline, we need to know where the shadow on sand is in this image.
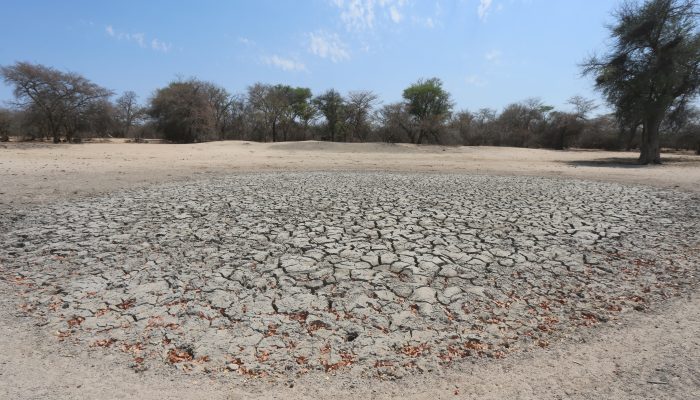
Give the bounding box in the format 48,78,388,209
565,156,700,169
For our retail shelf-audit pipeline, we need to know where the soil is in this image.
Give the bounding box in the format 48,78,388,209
0,140,698,399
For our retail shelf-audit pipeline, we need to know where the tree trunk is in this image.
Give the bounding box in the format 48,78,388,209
639,115,661,164
272,120,277,142
625,124,638,151
50,123,60,143
414,129,424,145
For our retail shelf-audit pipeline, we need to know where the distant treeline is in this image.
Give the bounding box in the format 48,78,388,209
1,61,698,153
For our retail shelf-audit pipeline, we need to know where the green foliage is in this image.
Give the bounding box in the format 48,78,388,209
247,83,314,141
402,78,453,144
313,89,346,141
582,0,700,163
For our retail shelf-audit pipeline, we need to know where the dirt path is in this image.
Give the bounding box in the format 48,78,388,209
0,141,698,399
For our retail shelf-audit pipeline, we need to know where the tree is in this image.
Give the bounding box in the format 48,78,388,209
84,99,117,138
201,83,233,140
0,108,12,142
313,89,346,142
346,91,378,142
115,91,143,138
567,95,598,120
247,83,312,142
376,102,413,143
281,87,313,141
402,77,453,144
497,98,553,147
149,78,215,143
1,62,112,143
248,83,285,142
583,0,700,164
448,110,477,145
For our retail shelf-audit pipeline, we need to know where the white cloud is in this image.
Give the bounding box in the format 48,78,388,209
151,38,172,53
336,0,376,30
263,55,308,72
484,49,501,63
331,0,408,30
105,25,170,53
238,37,255,46
308,31,350,62
129,33,146,48
465,75,487,87
389,5,403,23
477,0,493,21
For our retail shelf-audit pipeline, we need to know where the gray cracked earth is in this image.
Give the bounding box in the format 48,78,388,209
1,172,698,379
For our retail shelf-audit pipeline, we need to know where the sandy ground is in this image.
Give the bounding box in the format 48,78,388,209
1,141,699,209
1,141,699,399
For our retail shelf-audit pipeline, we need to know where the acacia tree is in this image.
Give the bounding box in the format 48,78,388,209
115,91,143,138
280,87,313,141
568,95,598,120
346,91,378,142
583,0,700,164
402,78,453,144
1,62,112,143
149,79,215,143
376,102,413,143
313,89,346,142
247,83,312,141
0,108,12,142
201,82,233,140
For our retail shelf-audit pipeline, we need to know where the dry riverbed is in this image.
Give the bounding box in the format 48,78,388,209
0,141,699,399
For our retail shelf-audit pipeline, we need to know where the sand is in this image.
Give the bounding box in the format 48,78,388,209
1,141,699,209
0,140,699,400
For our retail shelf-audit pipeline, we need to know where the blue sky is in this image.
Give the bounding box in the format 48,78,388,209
0,0,619,113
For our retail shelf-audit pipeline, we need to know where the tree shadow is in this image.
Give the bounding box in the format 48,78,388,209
565,156,699,168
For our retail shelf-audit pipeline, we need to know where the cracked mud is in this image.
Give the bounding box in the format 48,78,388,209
1,173,698,378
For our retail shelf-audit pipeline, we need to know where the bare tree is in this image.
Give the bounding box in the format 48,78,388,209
149,78,215,143
346,91,378,142
115,91,143,138
201,83,233,140
376,102,413,143
0,108,11,142
0,62,112,143
247,83,287,142
567,95,598,120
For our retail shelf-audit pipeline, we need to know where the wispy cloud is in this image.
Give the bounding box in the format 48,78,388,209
105,25,172,53
484,49,502,63
389,5,403,23
150,38,172,53
263,55,308,72
308,31,350,62
238,37,255,46
477,0,493,21
332,0,408,30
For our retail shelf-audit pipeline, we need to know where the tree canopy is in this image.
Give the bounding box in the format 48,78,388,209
149,79,215,143
402,78,453,144
1,61,112,142
582,0,700,164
